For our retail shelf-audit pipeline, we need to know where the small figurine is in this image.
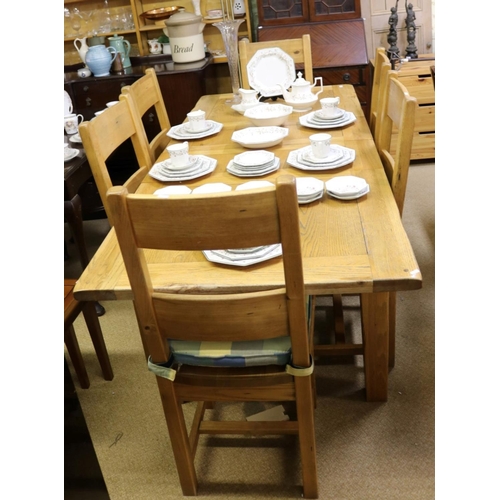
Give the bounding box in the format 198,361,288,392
405,1,418,59
387,1,401,63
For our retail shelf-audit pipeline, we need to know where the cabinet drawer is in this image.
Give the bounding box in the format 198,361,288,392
71,78,137,120
398,74,434,105
415,105,435,133
315,67,366,86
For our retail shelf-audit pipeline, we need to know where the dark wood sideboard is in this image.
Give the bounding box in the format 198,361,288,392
64,54,216,221
257,20,371,120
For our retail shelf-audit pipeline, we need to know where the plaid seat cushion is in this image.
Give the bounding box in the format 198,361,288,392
168,296,312,368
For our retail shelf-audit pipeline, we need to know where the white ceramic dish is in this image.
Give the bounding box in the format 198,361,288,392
64,148,79,162
285,95,319,112
244,104,293,127
326,185,370,200
314,108,345,120
235,180,274,191
325,176,368,196
246,47,296,97
149,155,217,182
182,121,213,134
203,244,283,267
191,183,232,194
295,177,325,197
167,120,223,140
231,126,289,149
299,111,356,130
227,157,280,177
300,146,344,165
231,102,266,115
162,155,199,171
233,150,275,167
287,146,355,171
69,133,82,144
154,185,192,197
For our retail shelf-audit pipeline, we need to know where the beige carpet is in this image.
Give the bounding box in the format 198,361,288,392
65,163,435,499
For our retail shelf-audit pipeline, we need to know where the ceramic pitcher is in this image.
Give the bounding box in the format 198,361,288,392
108,34,131,68
85,45,117,77
74,37,89,67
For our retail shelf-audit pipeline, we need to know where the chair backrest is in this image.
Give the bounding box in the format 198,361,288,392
372,60,392,149
369,47,390,135
238,35,313,90
120,68,171,163
376,72,417,216
107,175,311,369
79,96,152,226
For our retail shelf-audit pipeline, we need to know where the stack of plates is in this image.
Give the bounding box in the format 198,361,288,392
69,133,82,144
149,155,217,182
167,120,223,140
203,244,283,267
299,109,356,129
325,176,369,200
227,150,280,177
295,177,325,204
287,145,355,171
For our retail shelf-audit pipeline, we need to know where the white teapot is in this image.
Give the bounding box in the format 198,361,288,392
279,72,324,109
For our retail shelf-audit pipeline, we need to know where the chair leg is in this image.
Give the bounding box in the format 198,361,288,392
294,376,319,499
156,377,198,496
332,294,346,343
389,292,396,369
81,301,114,381
65,324,90,389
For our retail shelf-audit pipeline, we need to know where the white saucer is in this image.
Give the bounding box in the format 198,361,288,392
64,148,79,162
154,185,192,197
314,109,345,120
162,155,199,171
69,134,82,144
327,185,370,200
149,155,217,182
182,121,213,134
325,176,368,196
227,157,280,177
295,177,325,197
235,180,274,191
300,146,344,165
192,183,232,194
233,150,275,167
299,111,356,130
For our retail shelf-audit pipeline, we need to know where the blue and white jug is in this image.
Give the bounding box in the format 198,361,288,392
85,45,117,77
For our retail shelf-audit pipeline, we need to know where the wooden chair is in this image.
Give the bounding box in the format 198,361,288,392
369,47,390,136
107,175,318,498
315,72,416,369
79,96,151,226
120,68,171,163
238,35,314,90
64,279,113,388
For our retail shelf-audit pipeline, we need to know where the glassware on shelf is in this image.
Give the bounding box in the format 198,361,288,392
213,18,245,105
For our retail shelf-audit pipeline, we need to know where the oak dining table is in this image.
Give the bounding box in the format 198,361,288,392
73,84,422,402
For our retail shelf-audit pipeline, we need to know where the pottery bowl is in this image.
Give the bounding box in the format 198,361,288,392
244,103,293,127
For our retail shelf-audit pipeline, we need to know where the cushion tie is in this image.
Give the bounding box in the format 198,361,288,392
286,356,314,377
148,355,176,381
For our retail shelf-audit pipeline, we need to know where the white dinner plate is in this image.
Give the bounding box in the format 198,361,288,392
246,47,296,97
167,120,223,140
149,155,217,182
64,148,79,162
227,157,280,177
235,180,274,191
287,146,355,171
233,150,275,167
299,111,356,129
325,176,368,196
191,183,232,194
327,185,370,200
203,244,283,267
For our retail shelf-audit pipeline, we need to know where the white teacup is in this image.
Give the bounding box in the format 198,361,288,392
64,113,84,135
309,133,332,158
167,142,190,168
187,109,206,132
320,97,341,118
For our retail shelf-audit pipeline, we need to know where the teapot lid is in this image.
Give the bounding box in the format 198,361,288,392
165,11,202,26
291,72,310,87
108,33,123,40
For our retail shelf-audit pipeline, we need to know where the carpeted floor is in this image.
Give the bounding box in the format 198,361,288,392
64,162,435,499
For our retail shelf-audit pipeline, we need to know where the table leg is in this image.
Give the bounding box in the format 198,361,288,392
360,292,389,402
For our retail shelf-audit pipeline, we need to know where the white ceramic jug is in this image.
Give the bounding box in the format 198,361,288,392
74,37,89,67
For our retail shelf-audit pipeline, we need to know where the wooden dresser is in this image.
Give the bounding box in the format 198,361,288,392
393,57,435,160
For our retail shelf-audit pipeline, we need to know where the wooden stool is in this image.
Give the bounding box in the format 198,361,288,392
64,279,113,388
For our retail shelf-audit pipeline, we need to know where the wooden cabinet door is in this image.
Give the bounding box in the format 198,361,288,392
257,0,361,26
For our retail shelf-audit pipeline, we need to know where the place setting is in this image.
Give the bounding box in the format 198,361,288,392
287,133,355,171
167,109,223,140
226,150,280,178
148,141,217,182
325,175,370,200
299,97,356,130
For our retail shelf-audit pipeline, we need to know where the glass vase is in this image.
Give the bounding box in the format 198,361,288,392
213,19,245,105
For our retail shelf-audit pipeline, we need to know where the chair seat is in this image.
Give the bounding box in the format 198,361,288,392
169,336,291,367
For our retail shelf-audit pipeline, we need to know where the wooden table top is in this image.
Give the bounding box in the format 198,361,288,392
74,85,422,302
